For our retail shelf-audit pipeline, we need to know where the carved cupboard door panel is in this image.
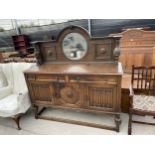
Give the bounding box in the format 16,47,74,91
29,81,54,105
54,83,85,108
86,83,118,112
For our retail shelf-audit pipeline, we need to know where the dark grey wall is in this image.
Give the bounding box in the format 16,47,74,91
1,19,155,51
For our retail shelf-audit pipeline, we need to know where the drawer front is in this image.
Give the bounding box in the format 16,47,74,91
36,74,65,81
26,74,118,83
27,74,65,82
26,74,36,80
69,75,118,84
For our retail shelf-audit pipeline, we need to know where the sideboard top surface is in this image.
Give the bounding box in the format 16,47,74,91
24,63,123,76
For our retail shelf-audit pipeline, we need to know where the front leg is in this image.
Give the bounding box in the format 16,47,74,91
13,114,22,130
33,106,39,119
115,114,121,132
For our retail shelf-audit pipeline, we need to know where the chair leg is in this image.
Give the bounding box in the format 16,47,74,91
13,115,22,130
128,109,132,135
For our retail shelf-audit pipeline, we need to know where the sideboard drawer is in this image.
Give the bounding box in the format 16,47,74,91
69,75,118,84
35,74,65,82
27,74,36,80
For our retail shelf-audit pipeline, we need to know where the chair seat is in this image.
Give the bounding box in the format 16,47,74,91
0,94,19,117
133,95,155,112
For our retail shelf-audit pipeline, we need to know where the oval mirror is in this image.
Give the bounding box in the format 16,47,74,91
62,33,88,60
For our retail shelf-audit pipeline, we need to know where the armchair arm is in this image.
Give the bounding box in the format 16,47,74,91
0,86,12,100
17,91,31,113
17,91,27,101
129,85,134,108
129,85,134,97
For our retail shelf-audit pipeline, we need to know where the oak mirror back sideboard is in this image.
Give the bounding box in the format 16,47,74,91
24,25,123,132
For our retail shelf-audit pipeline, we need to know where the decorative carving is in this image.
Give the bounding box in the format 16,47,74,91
60,86,79,104
88,86,113,109
95,44,111,60
42,46,57,61
122,29,143,39
113,39,120,62
34,25,120,63
34,43,43,65
31,83,53,102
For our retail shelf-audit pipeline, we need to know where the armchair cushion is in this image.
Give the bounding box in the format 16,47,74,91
0,94,19,117
0,92,31,117
133,95,155,112
0,86,12,100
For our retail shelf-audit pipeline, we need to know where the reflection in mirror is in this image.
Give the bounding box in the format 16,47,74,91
62,33,88,60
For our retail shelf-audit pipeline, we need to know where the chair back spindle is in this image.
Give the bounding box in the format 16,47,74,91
131,65,155,95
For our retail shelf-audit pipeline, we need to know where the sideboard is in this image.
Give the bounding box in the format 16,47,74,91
24,25,123,132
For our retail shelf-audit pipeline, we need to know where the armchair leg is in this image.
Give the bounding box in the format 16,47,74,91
128,109,132,135
13,115,22,130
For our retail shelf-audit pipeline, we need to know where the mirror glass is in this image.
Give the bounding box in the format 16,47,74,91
62,33,88,60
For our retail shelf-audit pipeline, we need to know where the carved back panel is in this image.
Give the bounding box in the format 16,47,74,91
34,26,120,64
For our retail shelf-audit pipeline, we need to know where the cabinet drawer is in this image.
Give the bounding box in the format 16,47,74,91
69,75,118,83
27,74,36,80
35,74,65,81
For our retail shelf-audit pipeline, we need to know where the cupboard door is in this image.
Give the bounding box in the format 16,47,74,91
54,83,85,108
86,83,118,112
29,81,54,104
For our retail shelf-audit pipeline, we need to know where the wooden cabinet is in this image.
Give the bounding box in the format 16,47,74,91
24,26,122,132
12,35,29,55
0,52,3,63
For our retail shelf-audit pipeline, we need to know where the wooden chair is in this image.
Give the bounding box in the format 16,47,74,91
128,65,155,135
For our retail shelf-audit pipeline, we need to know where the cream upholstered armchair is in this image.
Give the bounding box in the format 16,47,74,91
0,62,36,130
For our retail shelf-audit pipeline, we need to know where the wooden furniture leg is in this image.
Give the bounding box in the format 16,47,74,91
34,106,46,119
34,106,39,119
115,114,121,132
38,107,46,116
13,115,22,130
128,109,132,135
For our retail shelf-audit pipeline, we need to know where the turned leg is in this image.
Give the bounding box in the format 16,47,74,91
13,115,22,130
115,114,121,132
128,109,132,135
33,106,39,119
